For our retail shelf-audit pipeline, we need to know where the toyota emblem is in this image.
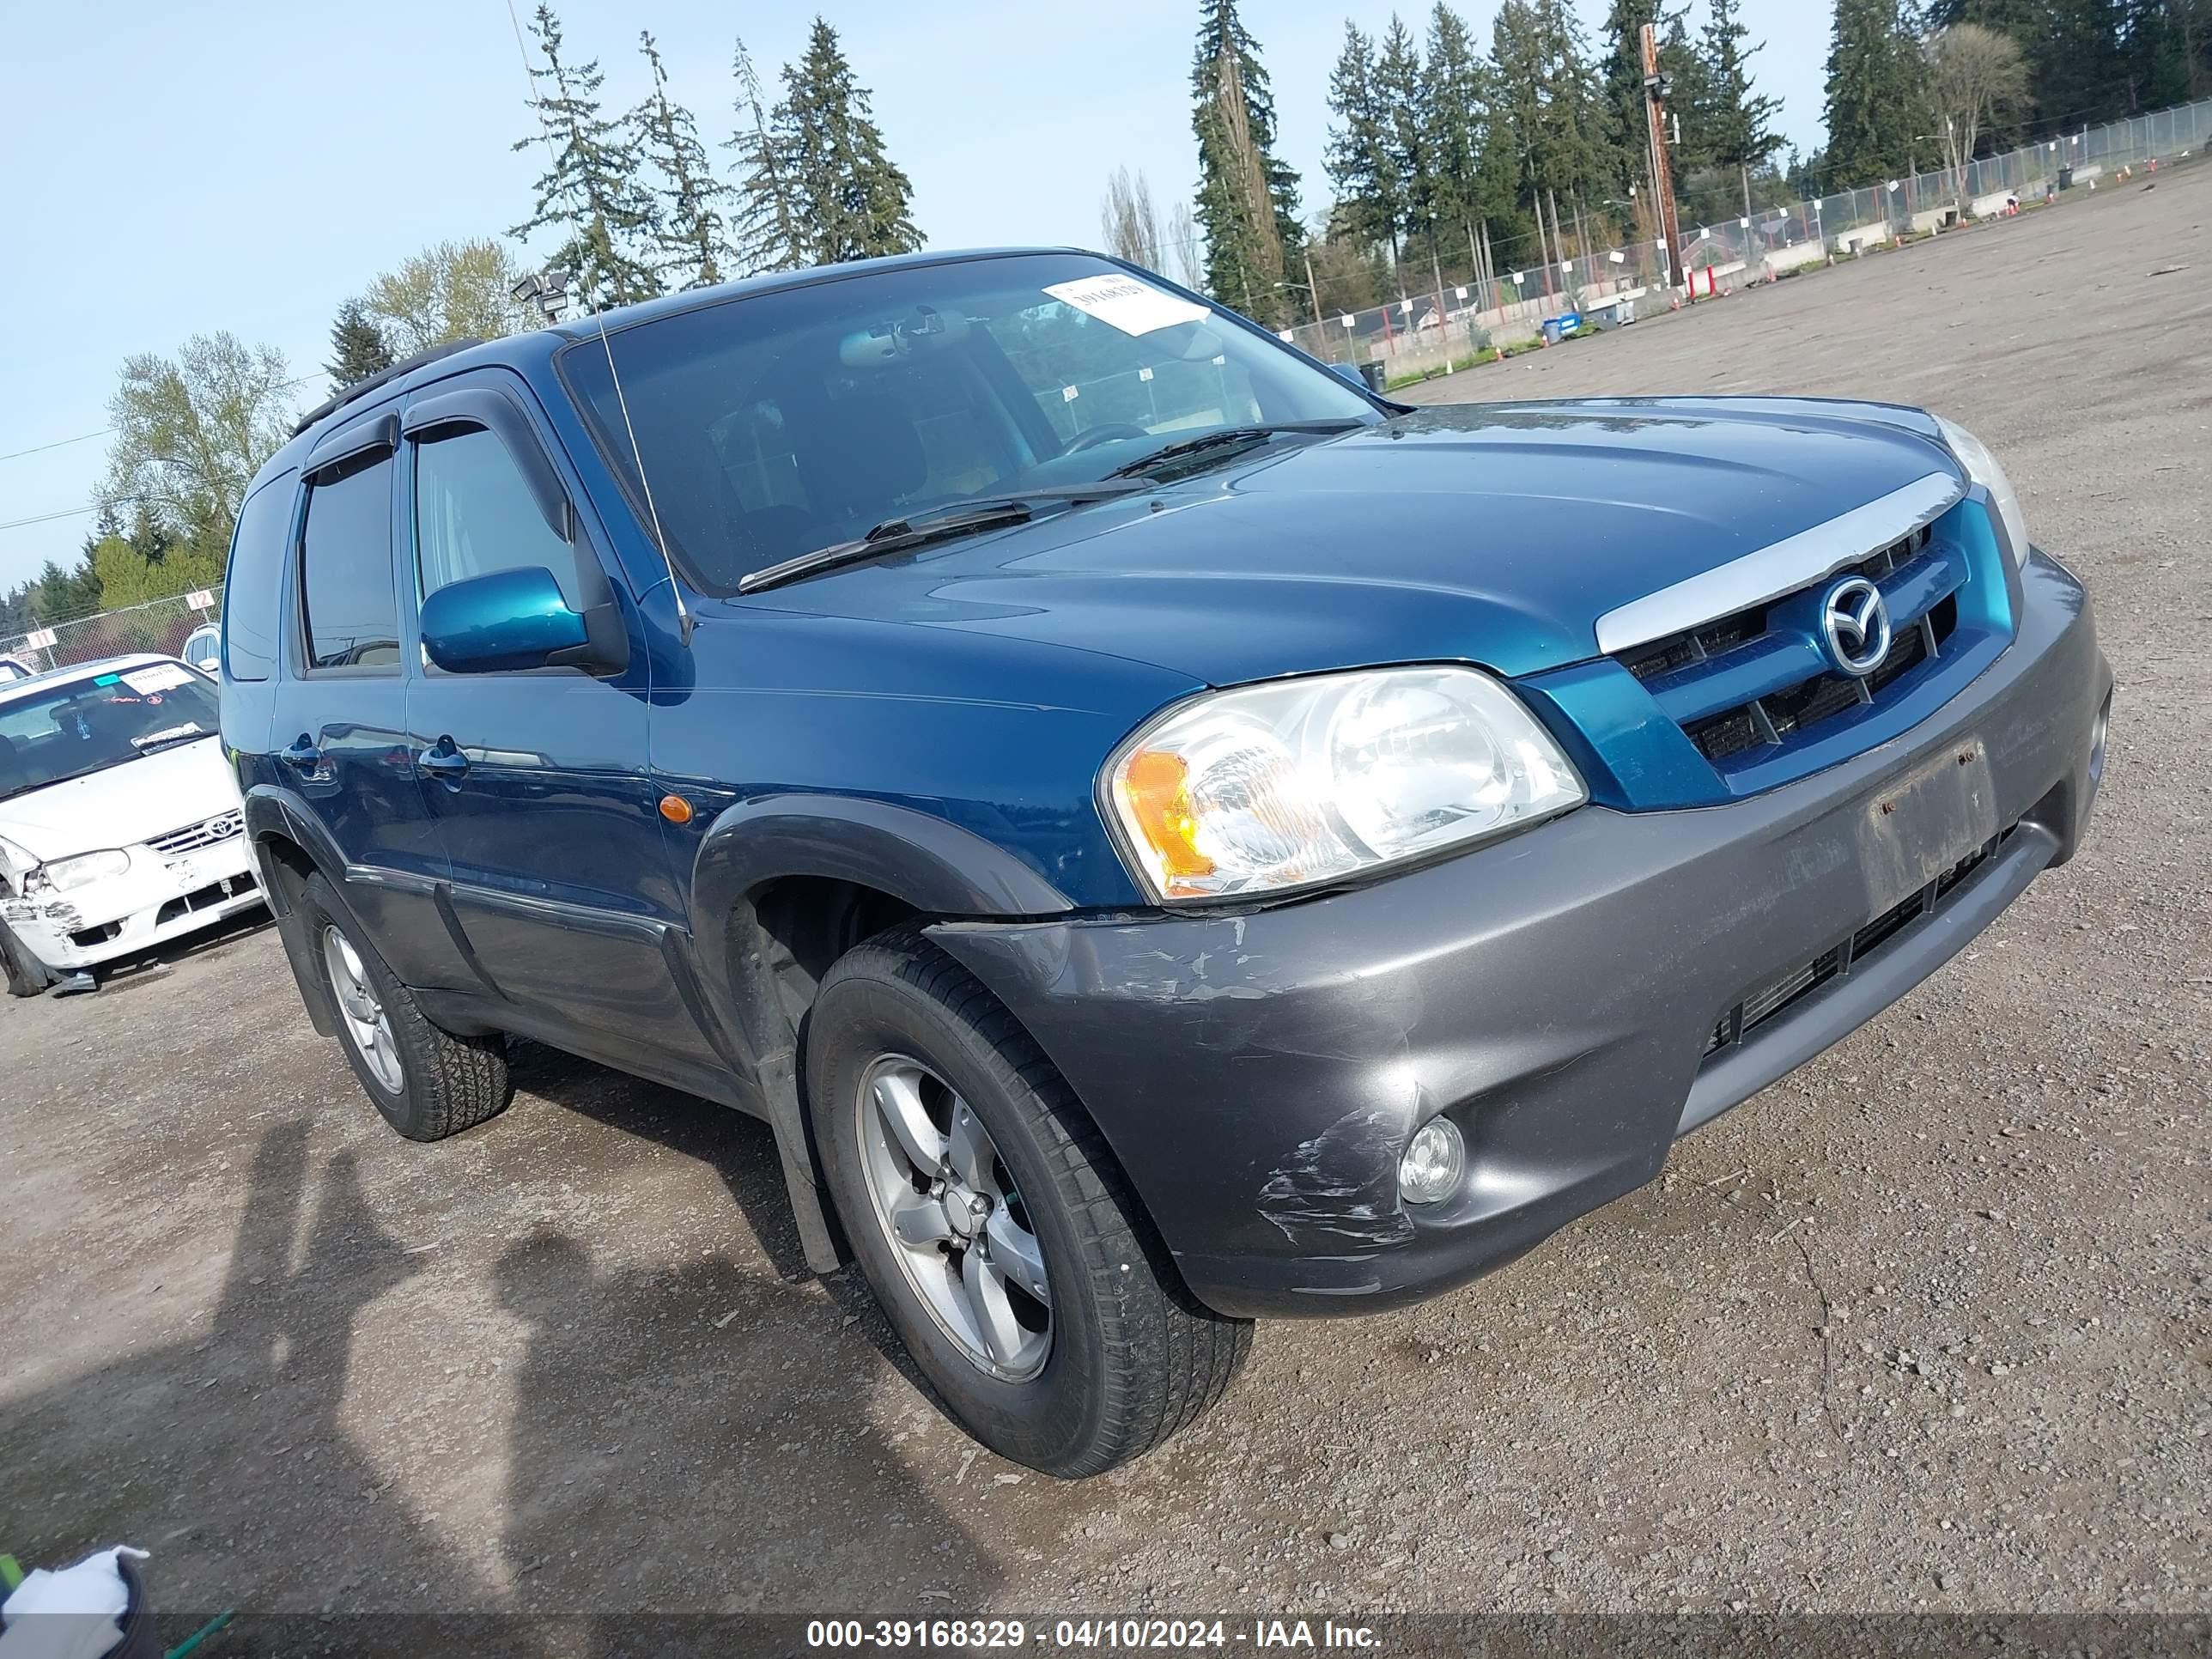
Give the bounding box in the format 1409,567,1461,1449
1820,577,1893,677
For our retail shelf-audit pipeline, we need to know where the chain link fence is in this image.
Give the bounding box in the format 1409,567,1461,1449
1274,94,2212,389
1,586,227,677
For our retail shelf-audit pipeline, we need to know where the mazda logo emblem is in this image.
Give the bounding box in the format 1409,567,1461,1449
1820,577,1893,677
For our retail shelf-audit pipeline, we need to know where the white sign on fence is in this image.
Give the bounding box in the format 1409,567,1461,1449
25,628,56,650
1340,313,1355,329
1454,285,1468,301
1608,250,1626,264
186,589,216,610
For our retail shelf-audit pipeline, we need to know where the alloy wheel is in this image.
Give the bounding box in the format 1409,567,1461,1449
854,1054,1052,1381
321,924,403,1095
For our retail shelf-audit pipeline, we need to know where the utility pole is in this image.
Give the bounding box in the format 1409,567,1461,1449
1640,22,1686,301
1302,245,1324,331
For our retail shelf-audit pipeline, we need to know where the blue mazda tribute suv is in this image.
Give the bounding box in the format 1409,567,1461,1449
224,248,2110,1476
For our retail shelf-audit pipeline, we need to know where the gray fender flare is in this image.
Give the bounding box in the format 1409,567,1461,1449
690,794,1073,1273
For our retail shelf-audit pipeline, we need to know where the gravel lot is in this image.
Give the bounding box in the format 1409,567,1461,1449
3,168,2207,1643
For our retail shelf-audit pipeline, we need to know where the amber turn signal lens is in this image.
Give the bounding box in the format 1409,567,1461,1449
1115,750,1214,881
659,794,694,825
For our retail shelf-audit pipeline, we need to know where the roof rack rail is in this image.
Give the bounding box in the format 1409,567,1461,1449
291,338,485,436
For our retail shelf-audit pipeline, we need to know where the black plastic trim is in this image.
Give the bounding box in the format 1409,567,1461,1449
302,410,399,481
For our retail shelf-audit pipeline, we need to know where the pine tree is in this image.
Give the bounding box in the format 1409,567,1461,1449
1698,0,1784,179
1823,0,1930,186
1492,0,1607,260
1376,16,1434,264
726,38,806,275
1325,24,1404,260
1423,3,1524,255
629,32,731,290
510,3,660,313
771,20,923,266
1598,0,1665,198
1931,0,2139,130
326,299,394,386
1191,0,1303,324
1661,8,1717,173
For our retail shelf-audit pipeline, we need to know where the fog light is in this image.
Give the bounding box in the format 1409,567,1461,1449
1398,1116,1466,1206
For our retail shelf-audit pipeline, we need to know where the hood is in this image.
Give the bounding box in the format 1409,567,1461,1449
732,396,1963,684
0,736,241,863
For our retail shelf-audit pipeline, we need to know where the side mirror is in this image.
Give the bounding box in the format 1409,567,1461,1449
421,567,608,675
1328,362,1365,389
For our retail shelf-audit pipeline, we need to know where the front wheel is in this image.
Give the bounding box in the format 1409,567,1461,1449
810,927,1251,1478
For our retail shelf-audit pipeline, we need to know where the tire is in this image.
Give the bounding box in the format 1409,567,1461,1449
809,927,1252,1478
300,872,511,1141
1,915,55,999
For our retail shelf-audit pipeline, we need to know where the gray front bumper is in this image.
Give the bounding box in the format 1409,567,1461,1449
929,552,2110,1318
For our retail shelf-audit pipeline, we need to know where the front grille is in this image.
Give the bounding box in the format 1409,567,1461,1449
1702,827,2013,1059
1620,527,1963,772
146,811,245,859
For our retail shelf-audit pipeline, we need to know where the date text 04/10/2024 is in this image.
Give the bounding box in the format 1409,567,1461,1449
803,1618,1383,1650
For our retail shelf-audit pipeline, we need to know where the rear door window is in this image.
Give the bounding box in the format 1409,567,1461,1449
222,472,297,682
299,452,400,671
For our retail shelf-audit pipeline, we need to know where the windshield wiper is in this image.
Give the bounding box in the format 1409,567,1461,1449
133,729,211,756
738,483,1142,594
1105,418,1369,480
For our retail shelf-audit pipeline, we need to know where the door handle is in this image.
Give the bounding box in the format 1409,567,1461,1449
418,739,470,784
280,735,322,771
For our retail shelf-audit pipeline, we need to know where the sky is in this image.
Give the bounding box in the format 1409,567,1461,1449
0,0,1831,595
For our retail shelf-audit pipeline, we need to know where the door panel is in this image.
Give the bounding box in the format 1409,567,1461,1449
397,372,714,1061
409,676,712,1054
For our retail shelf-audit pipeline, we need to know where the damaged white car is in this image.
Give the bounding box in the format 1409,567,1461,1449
0,655,261,995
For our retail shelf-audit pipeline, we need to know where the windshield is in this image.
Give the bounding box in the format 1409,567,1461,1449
563,252,1378,592
0,662,220,801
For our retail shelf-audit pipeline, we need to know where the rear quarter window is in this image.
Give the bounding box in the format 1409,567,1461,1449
223,471,298,681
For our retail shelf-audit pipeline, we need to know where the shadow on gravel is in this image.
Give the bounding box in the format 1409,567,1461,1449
0,1123,489,1650
3,1104,1003,1657
504,1041,946,1405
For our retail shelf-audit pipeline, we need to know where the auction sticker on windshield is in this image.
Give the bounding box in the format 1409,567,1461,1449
1043,275,1208,337
122,664,194,695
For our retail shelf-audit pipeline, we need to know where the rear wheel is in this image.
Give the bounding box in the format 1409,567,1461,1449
810,927,1251,1478
301,872,511,1140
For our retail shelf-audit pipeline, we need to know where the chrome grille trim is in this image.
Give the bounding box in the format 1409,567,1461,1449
146,811,246,858
1595,471,1965,654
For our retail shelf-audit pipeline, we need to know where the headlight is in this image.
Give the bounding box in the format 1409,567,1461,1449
1105,666,1586,902
1936,416,2028,568
33,849,131,893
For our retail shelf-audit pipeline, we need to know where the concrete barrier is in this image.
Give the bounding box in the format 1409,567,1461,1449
1835,222,1891,253
1765,242,1827,277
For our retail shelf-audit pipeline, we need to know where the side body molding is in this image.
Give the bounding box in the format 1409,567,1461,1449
688,794,1076,1277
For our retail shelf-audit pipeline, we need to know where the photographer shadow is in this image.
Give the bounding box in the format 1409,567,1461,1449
489,1045,1008,1654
